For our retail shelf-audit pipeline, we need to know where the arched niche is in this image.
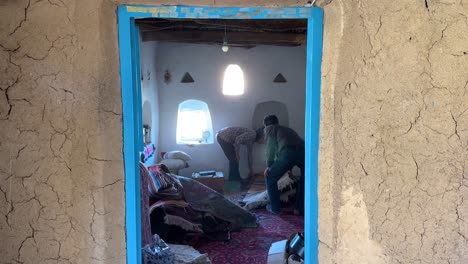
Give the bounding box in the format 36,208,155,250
252,101,289,129
142,100,152,144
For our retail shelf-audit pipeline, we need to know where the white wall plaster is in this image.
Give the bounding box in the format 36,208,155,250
152,42,306,177
140,41,160,153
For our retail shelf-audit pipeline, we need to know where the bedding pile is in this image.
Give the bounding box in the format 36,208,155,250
142,163,257,246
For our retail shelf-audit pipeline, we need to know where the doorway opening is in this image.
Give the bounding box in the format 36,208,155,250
118,6,323,264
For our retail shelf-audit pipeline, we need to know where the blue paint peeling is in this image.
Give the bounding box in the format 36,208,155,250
124,5,313,19
118,5,323,264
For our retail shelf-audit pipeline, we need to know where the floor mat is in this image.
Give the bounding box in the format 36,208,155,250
224,180,242,193
223,175,262,204
194,207,303,264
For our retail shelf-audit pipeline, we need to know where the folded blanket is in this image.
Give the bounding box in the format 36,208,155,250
150,200,203,233
177,176,258,229
164,215,204,233
146,164,258,245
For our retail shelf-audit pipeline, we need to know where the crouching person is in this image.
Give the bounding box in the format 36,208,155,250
263,115,304,215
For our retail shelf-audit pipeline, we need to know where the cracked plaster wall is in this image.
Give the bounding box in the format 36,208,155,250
1,0,125,263
319,0,468,263
0,0,466,263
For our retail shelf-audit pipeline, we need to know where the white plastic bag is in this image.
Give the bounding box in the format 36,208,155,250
142,234,175,264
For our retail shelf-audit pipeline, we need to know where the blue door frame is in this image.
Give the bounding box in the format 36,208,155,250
117,5,323,264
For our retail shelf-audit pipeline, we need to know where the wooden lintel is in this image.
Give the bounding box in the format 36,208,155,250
141,31,306,46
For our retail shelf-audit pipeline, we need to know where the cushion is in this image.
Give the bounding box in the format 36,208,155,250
147,165,171,194
147,165,182,194
163,151,192,161
159,158,188,170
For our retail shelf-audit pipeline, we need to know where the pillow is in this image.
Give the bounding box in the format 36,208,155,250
163,151,192,162
159,159,188,170
147,165,172,194
147,165,183,195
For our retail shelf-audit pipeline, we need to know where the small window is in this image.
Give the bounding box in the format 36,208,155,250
222,64,244,96
176,100,214,145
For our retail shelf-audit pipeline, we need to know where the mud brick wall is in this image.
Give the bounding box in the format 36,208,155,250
0,0,466,263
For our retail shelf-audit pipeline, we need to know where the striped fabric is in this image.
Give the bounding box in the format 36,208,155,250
147,165,169,193
139,162,152,246
146,164,184,200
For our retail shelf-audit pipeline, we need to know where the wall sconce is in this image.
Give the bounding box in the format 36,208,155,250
164,70,171,84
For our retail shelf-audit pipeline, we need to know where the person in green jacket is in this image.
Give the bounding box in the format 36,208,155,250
263,114,304,215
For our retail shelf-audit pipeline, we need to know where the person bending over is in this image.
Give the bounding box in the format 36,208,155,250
216,126,264,187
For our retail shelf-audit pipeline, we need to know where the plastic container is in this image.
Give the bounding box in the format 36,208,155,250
288,232,304,260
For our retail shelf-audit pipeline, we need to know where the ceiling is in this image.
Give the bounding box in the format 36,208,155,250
136,18,307,48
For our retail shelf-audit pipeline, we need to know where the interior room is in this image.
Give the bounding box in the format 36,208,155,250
138,18,307,263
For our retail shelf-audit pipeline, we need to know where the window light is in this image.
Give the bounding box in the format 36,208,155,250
176,100,214,145
222,64,244,96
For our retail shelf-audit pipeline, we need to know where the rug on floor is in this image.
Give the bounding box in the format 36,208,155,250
194,207,303,264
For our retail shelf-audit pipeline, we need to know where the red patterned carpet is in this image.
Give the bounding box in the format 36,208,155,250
194,205,304,264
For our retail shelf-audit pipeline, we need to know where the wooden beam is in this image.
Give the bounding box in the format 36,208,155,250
141,30,306,46
136,19,307,34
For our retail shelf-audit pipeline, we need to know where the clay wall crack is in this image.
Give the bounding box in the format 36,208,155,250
9,0,31,36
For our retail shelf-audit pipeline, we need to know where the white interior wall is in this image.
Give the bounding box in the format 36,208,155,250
140,41,160,158
154,42,306,178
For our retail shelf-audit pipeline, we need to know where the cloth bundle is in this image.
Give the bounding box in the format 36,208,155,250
242,172,297,210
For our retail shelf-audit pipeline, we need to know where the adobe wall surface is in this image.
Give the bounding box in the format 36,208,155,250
0,0,466,263
1,0,126,263
319,0,468,263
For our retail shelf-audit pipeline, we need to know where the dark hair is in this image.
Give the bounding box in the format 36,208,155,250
255,127,265,142
263,114,279,126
